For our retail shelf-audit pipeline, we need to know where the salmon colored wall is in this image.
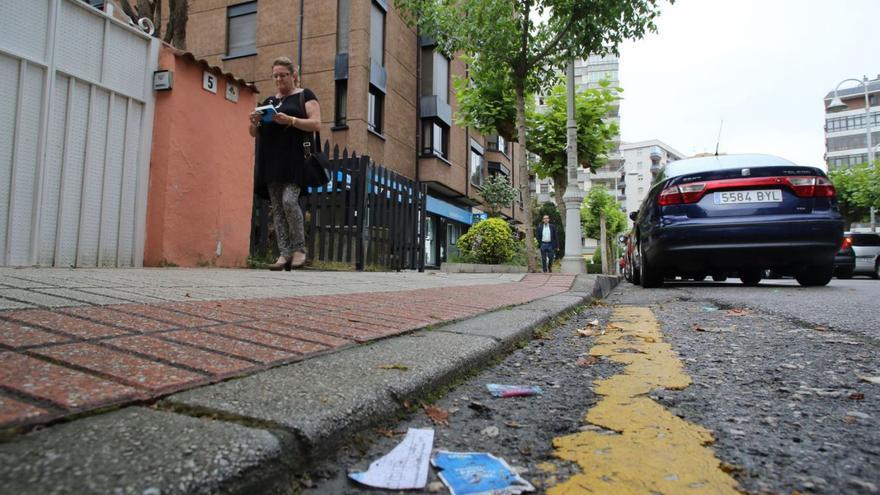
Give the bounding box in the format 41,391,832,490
145,46,258,267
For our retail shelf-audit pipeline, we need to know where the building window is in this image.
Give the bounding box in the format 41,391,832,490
470,148,484,187
227,2,257,58
540,183,549,194
368,87,383,134
422,121,448,158
497,136,507,155
827,131,880,152
433,51,449,103
335,80,347,127
337,0,350,54
370,2,385,66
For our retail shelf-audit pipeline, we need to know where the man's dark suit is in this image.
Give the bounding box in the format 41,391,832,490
536,222,559,273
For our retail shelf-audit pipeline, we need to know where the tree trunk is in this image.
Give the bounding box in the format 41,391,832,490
516,85,536,272
552,168,567,226
163,0,188,49
599,212,608,275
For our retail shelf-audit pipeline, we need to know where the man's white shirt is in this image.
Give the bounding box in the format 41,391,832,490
542,224,551,243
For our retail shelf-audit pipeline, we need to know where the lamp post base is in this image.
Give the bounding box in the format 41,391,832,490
561,256,586,274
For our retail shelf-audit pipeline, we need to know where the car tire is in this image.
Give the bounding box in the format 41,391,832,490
795,263,834,287
712,274,727,282
873,260,880,280
739,269,762,286
639,242,663,288
631,252,641,285
835,267,853,279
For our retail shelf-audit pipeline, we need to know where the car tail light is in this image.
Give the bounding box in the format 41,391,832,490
842,236,852,249
784,176,836,198
658,182,707,206
657,175,836,206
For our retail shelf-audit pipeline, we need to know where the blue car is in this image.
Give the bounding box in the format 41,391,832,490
630,154,844,288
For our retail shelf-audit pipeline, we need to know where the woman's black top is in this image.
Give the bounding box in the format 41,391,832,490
253,88,318,198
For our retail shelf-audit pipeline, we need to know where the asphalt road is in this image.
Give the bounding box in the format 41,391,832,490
302,278,880,495
651,276,880,343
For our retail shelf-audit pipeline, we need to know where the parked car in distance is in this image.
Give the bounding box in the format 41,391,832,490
844,232,880,278
629,154,844,288
834,235,856,278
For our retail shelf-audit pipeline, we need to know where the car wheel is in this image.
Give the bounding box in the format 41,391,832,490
874,260,880,280
712,274,727,282
795,263,834,287
835,267,853,279
639,242,663,288
631,252,641,285
739,269,762,286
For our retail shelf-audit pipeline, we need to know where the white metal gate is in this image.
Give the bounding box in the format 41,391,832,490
0,0,158,267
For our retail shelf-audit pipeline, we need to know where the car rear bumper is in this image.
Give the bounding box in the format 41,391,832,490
644,218,843,271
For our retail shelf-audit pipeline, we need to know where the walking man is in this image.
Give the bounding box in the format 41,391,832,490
536,215,559,273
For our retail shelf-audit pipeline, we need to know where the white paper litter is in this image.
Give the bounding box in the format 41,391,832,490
349,428,434,489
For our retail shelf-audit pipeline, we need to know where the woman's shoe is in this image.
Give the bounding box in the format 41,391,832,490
268,256,292,271
291,251,306,268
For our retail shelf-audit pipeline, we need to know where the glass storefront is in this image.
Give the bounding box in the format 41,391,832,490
424,196,473,268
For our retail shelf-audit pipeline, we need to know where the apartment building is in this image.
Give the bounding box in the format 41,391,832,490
618,140,685,227
823,76,880,170
184,0,521,267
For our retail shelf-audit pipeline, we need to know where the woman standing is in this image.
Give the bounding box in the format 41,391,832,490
249,57,322,270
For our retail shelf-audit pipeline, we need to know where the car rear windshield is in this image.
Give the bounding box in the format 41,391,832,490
849,234,880,246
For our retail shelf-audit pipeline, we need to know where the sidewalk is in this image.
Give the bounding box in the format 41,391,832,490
0,267,617,494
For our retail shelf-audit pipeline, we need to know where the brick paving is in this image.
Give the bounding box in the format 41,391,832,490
0,274,574,430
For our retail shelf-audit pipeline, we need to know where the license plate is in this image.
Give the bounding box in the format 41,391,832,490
714,189,782,205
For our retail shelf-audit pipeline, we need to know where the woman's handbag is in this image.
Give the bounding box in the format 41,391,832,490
299,91,331,188
302,133,331,187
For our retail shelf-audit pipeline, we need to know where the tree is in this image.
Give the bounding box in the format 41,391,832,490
528,79,620,223
395,0,670,272
118,0,188,49
829,163,878,228
480,175,519,217
580,187,626,273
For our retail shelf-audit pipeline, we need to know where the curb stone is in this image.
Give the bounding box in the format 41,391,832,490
0,274,619,495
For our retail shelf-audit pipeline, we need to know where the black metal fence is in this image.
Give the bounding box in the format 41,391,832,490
250,141,426,271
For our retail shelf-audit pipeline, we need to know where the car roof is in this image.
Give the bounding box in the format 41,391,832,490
661,154,814,179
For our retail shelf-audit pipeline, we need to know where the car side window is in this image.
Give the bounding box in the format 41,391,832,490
852,234,880,246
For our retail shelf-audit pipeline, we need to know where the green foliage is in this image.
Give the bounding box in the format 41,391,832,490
479,175,519,217
509,240,529,266
457,218,517,264
586,262,603,274
532,201,565,256
580,187,627,240
529,80,621,178
395,0,669,96
828,163,878,225
453,55,519,140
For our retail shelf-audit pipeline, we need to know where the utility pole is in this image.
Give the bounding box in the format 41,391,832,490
561,60,586,274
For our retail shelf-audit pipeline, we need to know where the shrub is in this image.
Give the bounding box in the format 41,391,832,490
457,218,517,264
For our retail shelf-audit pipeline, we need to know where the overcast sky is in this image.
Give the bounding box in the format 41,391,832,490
618,0,879,168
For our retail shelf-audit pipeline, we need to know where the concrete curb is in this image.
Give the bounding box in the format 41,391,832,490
0,274,619,495
440,262,528,273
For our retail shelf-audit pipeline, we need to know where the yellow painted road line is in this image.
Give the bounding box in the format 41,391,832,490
549,306,741,494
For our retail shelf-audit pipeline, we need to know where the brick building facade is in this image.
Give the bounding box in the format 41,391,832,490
185,0,523,267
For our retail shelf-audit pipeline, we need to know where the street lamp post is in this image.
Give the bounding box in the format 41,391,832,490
828,76,876,231
561,60,587,273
